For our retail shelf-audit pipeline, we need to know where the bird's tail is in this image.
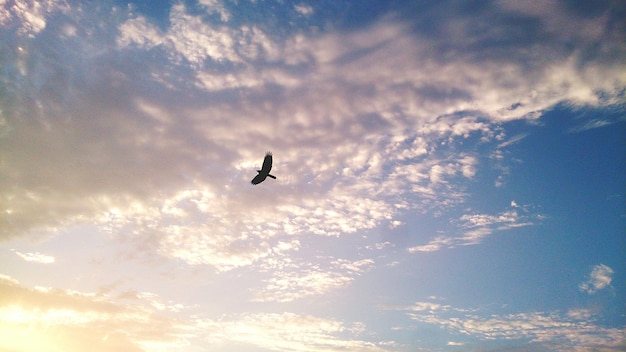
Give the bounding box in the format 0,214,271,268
267,174,276,179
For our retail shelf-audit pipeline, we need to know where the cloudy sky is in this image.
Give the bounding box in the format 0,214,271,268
1,0,625,351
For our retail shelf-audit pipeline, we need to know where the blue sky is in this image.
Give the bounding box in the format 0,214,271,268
1,0,625,351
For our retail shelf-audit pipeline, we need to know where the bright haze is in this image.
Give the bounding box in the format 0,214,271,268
1,1,625,351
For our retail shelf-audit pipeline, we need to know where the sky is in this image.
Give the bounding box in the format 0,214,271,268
1,0,625,351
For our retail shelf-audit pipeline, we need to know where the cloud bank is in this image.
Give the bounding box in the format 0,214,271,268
1,1,625,351
3,2,624,261
0,274,392,351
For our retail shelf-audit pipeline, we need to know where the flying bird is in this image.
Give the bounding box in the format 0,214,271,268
251,152,276,185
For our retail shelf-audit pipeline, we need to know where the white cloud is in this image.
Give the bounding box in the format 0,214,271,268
568,116,626,133
579,264,614,294
13,250,55,264
332,258,375,273
198,0,231,22
0,0,68,35
497,134,528,148
253,258,375,302
1,2,624,351
398,300,625,352
0,277,192,351
117,16,164,49
567,308,594,320
196,312,393,352
407,236,454,253
253,269,353,303
0,274,20,286
294,4,314,16
447,341,464,346
409,205,540,252
1,275,393,351
0,0,623,276
93,185,391,270
117,5,240,65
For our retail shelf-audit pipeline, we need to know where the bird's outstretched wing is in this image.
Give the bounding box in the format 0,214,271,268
251,151,274,185
261,152,273,173
251,173,266,185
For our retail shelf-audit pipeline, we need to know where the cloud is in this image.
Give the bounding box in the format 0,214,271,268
93,186,388,271
196,312,394,352
1,273,392,351
0,274,189,351
198,0,231,22
1,2,624,351
447,341,464,346
579,264,614,294
395,300,625,352
570,118,612,132
568,115,626,133
294,4,314,17
0,274,20,285
253,257,375,302
13,250,55,263
408,204,540,252
0,0,69,36
497,134,528,149
407,235,454,253
253,269,353,303
1,0,624,273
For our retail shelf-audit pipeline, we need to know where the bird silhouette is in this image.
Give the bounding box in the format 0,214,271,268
251,152,276,185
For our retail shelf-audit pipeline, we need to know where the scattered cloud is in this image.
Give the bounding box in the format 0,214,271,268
196,312,394,352
407,235,454,253
0,274,20,285
0,273,391,352
0,0,69,35
0,274,188,351
294,4,314,16
198,0,231,22
568,115,626,133
1,1,624,351
497,134,528,149
408,204,541,252
2,0,624,248
579,264,614,294
253,258,375,302
394,300,625,352
12,250,55,263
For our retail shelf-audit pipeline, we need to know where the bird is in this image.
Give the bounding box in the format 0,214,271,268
251,151,276,185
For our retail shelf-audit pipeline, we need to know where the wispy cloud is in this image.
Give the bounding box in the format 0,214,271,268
407,235,454,253
568,116,626,133
0,274,188,351
497,133,528,148
446,341,464,346
196,312,394,352
393,300,625,351
253,257,375,302
0,274,392,352
13,250,55,264
294,4,314,16
408,204,541,252
579,264,614,294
